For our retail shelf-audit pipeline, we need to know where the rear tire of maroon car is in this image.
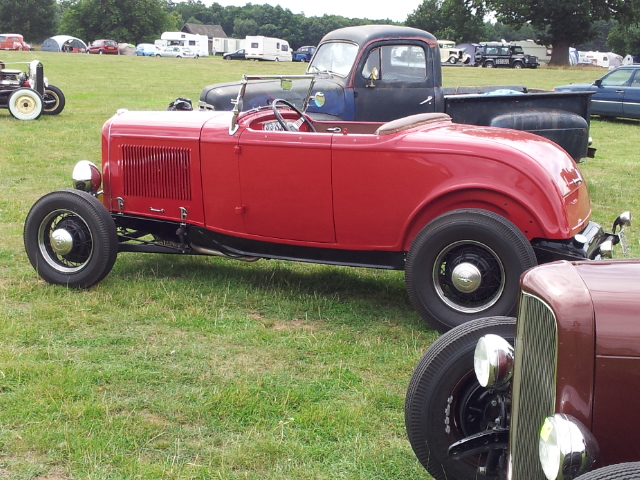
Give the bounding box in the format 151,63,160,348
575,463,640,480
43,85,65,115
405,316,516,480
405,209,536,333
24,190,118,288
8,88,43,120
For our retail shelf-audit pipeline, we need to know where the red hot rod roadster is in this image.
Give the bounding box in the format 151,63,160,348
23,75,629,331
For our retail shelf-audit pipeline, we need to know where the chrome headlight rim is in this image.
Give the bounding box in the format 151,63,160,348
72,160,102,194
473,334,514,388
539,413,599,480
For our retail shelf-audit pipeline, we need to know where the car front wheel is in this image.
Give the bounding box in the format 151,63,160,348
405,209,536,332
43,84,65,115
513,62,523,69
24,189,118,288
406,316,515,480
8,88,43,120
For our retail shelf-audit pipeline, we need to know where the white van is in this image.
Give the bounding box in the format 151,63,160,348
159,32,209,57
245,36,292,61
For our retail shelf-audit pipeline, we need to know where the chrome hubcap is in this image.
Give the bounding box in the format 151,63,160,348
451,262,482,293
50,228,74,255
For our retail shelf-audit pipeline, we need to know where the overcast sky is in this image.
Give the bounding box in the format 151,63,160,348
208,0,421,23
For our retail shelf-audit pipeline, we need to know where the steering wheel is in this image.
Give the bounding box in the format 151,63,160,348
271,98,316,132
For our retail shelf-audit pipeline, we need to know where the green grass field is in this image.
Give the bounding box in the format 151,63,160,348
0,52,638,479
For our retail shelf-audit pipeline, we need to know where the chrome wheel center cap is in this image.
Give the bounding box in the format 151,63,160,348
451,262,482,293
50,228,74,255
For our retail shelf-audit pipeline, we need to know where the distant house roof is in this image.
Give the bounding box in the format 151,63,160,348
181,24,227,38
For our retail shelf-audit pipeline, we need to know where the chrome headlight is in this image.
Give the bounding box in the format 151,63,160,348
72,160,102,194
473,334,514,388
539,413,599,480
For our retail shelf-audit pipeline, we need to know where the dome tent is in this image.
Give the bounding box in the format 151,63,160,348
41,35,87,53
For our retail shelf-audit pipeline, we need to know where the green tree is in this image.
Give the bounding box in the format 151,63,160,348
60,0,178,44
607,22,640,56
0,0,58,43
407,0,486,43
487,0,640,65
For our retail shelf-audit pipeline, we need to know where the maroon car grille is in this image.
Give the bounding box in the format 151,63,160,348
509,292,557,480
121,145,192,201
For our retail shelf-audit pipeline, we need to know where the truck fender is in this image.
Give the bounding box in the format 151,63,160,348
488,109,589,161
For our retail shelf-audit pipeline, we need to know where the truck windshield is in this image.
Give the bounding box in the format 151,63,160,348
307,42,358,77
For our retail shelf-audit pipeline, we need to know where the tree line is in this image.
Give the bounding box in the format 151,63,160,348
2,0,640,65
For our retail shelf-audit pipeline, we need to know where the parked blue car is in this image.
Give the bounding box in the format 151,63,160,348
555,65,640,119
135,43,158,56
292,45,315,62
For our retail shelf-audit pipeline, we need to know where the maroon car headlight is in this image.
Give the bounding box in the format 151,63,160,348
72,160,102,194
539,413,599,480
473,334,514,388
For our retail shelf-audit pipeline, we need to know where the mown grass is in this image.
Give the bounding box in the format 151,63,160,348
0,52,638,479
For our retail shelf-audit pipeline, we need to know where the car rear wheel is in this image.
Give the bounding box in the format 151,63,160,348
24,189,118,288
406,316,515,480
405,209,536,332
484,60,495,68
8,88,43,120
43,85,65,115
448,56,457,64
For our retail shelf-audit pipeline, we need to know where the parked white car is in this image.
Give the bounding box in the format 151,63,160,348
156,46,197,58
437,40,470,64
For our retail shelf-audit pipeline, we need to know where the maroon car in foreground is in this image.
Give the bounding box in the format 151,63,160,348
23,75,629,332
406,259,640,480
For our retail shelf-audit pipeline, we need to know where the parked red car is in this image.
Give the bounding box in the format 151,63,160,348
405,258,640,480
87,39,118,54
0,33,31,51
22,75,629,331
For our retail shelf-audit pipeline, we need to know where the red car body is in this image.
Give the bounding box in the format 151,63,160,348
0,33,31,51
23,76,627,331
101,110,589,248
88,39,118,54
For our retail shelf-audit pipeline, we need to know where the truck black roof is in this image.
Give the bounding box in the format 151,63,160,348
320,25,437,46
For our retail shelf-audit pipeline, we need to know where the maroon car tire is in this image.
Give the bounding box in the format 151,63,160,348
405,316,516,480
576,463,640,480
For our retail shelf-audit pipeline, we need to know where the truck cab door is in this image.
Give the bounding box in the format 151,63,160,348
353,44,436,121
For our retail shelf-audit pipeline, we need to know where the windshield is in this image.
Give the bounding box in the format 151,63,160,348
237,76,315,112
307,41,358,77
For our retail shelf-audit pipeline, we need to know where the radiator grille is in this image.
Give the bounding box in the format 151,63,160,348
121,145,192,201
509,292,557,480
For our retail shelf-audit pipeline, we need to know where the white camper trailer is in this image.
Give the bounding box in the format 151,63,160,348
245,36,292,61
159,32,209,57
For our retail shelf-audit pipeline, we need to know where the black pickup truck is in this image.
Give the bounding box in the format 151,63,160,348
199,25,593,162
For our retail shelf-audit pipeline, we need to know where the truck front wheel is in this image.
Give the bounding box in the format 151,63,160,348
405,209,536,332
513,61,523,69
406,316,516,480
24,189,118,288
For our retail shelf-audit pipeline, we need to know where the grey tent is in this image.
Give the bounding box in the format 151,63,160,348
41,35,87,53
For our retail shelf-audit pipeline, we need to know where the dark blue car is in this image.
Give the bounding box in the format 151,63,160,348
555,65,640,119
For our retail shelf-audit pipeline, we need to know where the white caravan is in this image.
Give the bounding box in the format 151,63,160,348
159,32,209,57
245,36,292,61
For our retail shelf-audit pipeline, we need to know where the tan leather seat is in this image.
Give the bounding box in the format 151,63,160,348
375,113,451,135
